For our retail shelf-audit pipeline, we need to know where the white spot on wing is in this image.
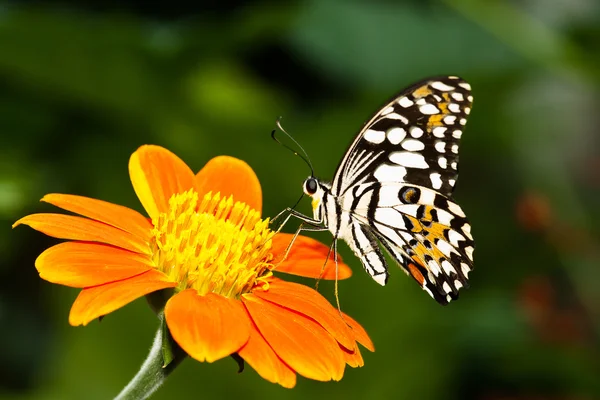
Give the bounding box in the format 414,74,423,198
419,104,439,115
447,201,466,217
427,259,442,276
432,127,446,138
430,172,442,189
448,230,466,246
437,240,455,258
434,141,446,153
465,107,471,115
389,152,429,168
461,262,470,278
452,130,462,139
387,113,409,124
419,188,435,204
410,126,423,138
451,144,459,154
364,129,385,144
451,92,464,101
443,282,452,294
398,97,413,108
443,115,457,125
436,209,454,225
401,139,425,151
455,280,463,289
458,82,471,90
464,246,474,261
423,286,435,299
438,157,448,169
450,162,457,170
373,164,407,182
449,178,456,186
467,95,473,102
381,106,395,116
386,127,406,144
459,118,466,126
462,223,473,239
373,273,387,286
448,103,460,113
431,81,455,91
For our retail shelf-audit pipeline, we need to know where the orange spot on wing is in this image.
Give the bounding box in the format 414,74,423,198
407,262,425,285
426,93,451,130
412,86,432,97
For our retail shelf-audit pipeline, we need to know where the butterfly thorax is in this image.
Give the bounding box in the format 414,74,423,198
303,177,342,235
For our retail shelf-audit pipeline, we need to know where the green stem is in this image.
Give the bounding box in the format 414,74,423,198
114,314,187,400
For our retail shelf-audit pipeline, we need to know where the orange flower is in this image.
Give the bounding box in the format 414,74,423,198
13,145,373,388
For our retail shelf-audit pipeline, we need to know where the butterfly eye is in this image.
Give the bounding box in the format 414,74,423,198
304,178,318,195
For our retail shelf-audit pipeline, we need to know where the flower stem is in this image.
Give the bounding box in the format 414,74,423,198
114,314,187,400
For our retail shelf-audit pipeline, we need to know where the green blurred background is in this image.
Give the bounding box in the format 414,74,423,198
2,0,599,399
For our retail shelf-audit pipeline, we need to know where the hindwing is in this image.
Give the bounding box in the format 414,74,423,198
344,181,473,303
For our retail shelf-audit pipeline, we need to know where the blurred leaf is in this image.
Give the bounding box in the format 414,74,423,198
288,0,521,89
444,0,600,83
0,8,168,116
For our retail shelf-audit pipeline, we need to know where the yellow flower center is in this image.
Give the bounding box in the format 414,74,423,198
150,189,274,298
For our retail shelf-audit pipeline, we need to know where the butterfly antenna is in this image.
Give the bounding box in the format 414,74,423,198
271,116,315,177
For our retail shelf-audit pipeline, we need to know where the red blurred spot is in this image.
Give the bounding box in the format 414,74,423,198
518,275,591,346
515,192,552,232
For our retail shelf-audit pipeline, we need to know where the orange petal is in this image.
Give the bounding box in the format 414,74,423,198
165,290,250,363
341,343,364,368
69,269,175,326
42,194,152,242
129,145,197,221
242,294,345,382
195,156,262,213
36,242,153,288
253,279,355,350
271,233,352,280
341,312,375,352
13,214,150,254
238,323,297,388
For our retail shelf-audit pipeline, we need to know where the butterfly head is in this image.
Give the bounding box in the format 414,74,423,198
303,176,328,221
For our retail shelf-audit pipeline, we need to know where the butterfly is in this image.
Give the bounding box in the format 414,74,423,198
280,76,474,305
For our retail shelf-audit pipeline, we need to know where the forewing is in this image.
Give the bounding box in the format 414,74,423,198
331,76,473,198
345,182,474,304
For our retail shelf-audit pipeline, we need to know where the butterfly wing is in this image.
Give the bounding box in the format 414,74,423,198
332,76,474,304
331,76,472,198
346,182,473,304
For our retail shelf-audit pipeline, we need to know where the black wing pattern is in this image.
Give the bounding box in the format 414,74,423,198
331,76,472,198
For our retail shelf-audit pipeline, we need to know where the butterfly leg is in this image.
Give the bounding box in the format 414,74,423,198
270,207,291,225
273,221,329,269
332,239,344,317
271,207,323,235
282,207,323,225
315,238,335,291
